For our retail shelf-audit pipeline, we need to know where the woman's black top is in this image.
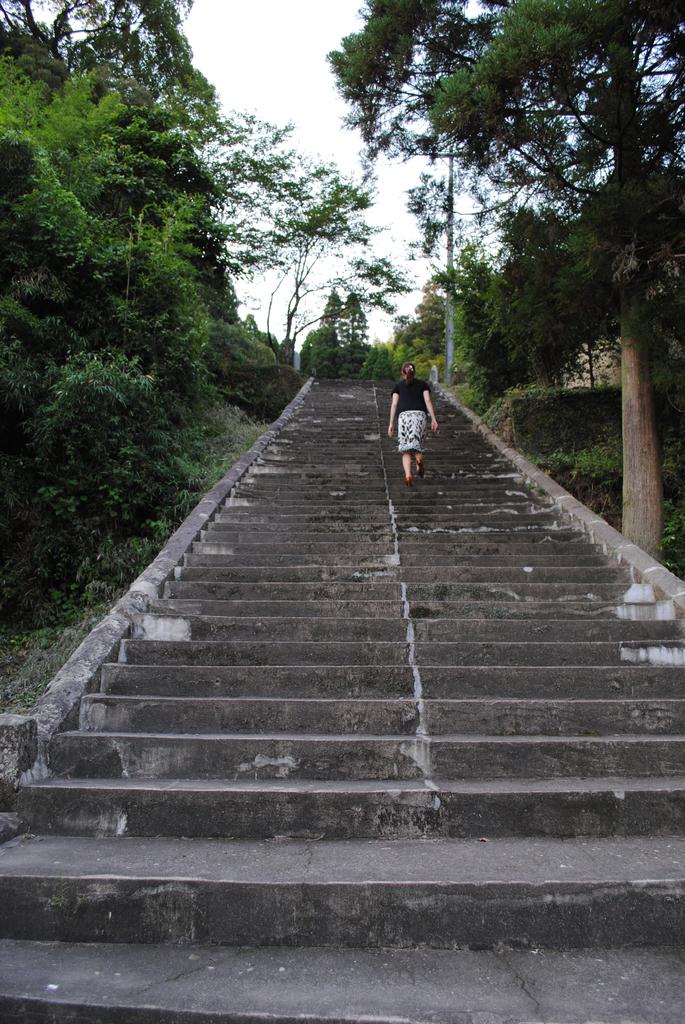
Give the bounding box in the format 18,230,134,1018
392,379,431,415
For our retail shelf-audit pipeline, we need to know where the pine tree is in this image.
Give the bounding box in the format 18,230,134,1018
339,292,370,378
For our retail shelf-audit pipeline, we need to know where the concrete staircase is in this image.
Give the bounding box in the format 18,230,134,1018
1,379,684,1022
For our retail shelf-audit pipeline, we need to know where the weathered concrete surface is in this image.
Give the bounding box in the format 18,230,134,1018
0,714,37,808
0,812,19,843
0,834,684,949
21,776,685,840
2,940,684,1024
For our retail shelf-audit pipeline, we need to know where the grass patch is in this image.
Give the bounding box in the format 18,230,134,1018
532,442,624,531
0,606,110,714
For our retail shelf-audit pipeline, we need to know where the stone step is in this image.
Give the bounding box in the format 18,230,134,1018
20,776,685,840
417,598,626,614
419,665,685,698
192,542,394,559
396,507,556,518
100,663,415,698
205,528,395,543
117,637,683,668
217,500,541,518
425,697,685,734
154,597,402,617
208,532,588,549
215,511,395,523
156,596,409,618
79,695,420,735
100,662,685,700
48,731,685,781
233,486,388,498
407,581,624,600
133,613,407,642
178,564,400,582
166,580,622,603
78,693,685,737
188,551,395,567
208,515,567,536
119,638,409,666
388,483,534,494
414,619,678,642
181,554,613,572
396,514,563,529
208,520,567,542
158,595,628,619
0,835,683,949
164,581,402,601
398,528,584,542
232,489,392,501
246,470,386,481
132,612,680,644
388,476,528,487
404,565,630,582
252,463,511,476
415,640,685,666
225,497,390,508
227,492,538,507
195,538,393,552
2,940,684,1024
208,523,394,536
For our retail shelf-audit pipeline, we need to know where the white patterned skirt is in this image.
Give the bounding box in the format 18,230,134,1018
397,410,427,453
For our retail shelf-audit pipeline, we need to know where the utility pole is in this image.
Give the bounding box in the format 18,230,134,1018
444,154,455,385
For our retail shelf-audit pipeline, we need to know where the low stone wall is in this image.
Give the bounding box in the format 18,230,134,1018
439,385,685,619
0,379,313,811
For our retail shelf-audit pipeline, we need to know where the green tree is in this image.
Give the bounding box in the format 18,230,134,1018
306,324,340,378
263,155,407,364
339,291,369,377
393,284,445,359
494,207,617,388
0,0,197,96
330,0,478,159
0,59,269,621
361,344,395,379
303,291,344,377
452,244,528,409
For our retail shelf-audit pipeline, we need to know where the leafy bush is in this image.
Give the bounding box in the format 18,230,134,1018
662,501,685,578
215,363,303,422
536,442,623,530
0,62,299,630
484,386,622,457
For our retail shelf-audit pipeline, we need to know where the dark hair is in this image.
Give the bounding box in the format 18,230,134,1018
401,362,415,376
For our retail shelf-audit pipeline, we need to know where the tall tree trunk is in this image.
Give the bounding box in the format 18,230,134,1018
281,337,294,366
620,293,662,556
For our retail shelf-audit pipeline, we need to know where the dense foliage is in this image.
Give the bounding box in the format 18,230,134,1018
0,59,279,625
360,284,446,381
300,290,371,378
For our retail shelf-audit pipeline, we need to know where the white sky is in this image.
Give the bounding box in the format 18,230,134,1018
184,0,437,344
